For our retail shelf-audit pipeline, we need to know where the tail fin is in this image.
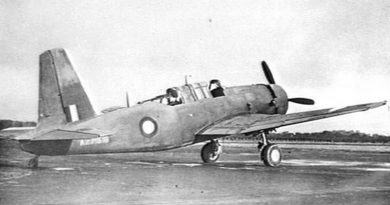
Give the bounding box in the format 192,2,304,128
37,48,95,128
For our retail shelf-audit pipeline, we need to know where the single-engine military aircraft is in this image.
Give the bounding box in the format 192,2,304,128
2,48,386,168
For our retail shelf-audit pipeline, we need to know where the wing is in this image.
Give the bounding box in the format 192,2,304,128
196,101,386,138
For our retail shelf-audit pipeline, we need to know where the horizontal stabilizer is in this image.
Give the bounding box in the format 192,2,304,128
15,129,113,141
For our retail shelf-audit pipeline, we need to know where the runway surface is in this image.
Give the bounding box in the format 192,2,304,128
1,140,390,205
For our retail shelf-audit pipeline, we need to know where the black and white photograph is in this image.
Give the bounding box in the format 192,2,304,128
1,1,390,204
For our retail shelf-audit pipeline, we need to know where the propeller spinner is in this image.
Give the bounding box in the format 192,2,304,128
261,61,315,106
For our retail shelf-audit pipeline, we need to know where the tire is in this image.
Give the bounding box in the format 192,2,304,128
201,142,221,163
261,144,282,167
27,156,39,168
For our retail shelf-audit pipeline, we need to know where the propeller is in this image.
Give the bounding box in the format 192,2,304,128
261,61,275,84
261,61,315,106
288,98,315,105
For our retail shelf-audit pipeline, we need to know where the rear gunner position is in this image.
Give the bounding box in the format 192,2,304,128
7,48,386,168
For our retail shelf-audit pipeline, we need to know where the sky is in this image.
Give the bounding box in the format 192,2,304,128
1,0,390,134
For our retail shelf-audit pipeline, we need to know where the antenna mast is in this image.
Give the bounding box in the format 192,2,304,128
126,92,130,108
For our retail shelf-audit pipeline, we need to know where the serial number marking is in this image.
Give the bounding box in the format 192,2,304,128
80,136,110,146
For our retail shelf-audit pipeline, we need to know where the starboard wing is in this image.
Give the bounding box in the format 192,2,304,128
196,101,386,138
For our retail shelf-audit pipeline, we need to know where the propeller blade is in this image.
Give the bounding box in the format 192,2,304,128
261,61,313,106
261,61,276,84
288,98,315,105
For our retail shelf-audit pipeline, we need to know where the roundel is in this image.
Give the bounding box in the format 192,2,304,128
140,117,158,137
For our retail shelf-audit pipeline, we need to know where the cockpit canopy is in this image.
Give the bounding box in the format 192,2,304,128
140,82,213,106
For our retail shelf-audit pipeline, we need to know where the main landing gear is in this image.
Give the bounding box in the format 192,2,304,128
27,155,40,168
200,134,282,167
258,132,282,167
201,140,222,163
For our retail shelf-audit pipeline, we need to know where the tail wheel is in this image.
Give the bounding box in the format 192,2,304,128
261,144,282,167
201,141,222,163
27,155,39,169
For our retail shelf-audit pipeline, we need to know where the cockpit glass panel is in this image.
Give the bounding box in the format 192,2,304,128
202,86,211,98
140,81,211,105
194,86,205,100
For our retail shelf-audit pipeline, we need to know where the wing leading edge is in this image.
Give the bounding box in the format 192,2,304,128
196,101,386,137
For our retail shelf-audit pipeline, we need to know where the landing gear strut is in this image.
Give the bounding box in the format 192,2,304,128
27,155,39,168
201,140,222,163
258,132,282,167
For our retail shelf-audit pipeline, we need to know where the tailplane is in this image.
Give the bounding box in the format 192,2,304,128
37,48,95,129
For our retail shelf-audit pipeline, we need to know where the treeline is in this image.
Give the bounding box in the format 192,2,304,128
226,130,390,143
0,120,36,130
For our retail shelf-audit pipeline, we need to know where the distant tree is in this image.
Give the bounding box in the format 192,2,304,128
0,120,13,130
0,119,37,130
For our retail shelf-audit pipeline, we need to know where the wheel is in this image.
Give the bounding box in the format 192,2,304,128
201,141,222,163
261,144,282,167
27,155,39,168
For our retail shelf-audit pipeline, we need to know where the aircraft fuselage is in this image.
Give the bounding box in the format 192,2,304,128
19,84,288,156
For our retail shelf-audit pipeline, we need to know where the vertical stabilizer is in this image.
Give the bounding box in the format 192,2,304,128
38,48,95,128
